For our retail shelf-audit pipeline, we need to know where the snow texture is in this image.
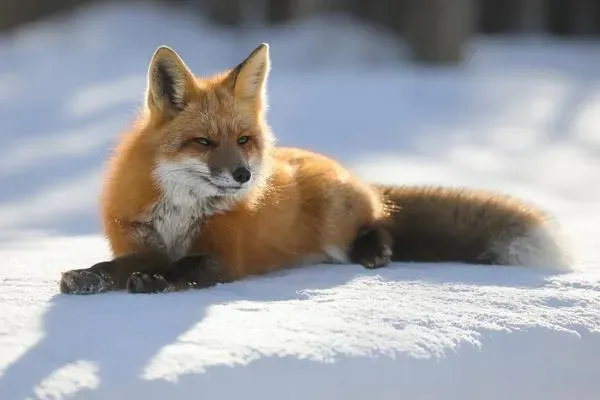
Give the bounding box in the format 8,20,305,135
0,2,599,399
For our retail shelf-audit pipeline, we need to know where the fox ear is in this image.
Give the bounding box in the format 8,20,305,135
145,46,196,118
229,43,271,111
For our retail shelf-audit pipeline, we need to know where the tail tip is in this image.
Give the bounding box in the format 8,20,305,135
499,223,575,272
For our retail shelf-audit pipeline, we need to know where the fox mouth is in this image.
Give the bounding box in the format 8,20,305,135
189,171,249,194
215,184,244,192
206,179,247,193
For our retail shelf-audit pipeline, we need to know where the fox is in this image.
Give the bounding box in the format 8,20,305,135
59,43,572,295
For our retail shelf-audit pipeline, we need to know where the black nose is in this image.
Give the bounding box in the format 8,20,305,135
232,167,251,184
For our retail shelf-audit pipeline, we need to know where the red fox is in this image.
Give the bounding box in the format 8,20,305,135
60,43,572,295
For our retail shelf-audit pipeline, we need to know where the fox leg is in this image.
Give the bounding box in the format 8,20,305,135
60,253,224,295
323,182,394,270
348,225,393,269
60,252,175,295
126,253,223,294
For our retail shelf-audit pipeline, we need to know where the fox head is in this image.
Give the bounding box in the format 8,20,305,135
142,43,274,202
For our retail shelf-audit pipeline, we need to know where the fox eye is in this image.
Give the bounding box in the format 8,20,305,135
194,137,212,146
238,136,249,145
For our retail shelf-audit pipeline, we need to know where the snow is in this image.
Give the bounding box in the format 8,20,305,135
0,1,599,399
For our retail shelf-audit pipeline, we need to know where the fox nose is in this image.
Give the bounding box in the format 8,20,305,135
232,167,251,184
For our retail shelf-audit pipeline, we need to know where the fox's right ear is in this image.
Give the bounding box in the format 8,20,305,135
145,46,196,118
228,43,271,112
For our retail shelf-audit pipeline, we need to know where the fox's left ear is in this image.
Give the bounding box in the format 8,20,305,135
229,43,271,111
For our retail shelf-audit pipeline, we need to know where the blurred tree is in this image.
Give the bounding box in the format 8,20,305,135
0,0,187,32
347,0,407,35
266,0,326,24
479,0,519,33
205,0,245,26
0,0,89,31
520,0,545,32
404,0,475,64
4,0,600,46
480,0,546,34
547,0,600,36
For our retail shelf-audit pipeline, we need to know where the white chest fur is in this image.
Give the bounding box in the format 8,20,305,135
147,161,238,260
149,193,205,260
147,162,214,260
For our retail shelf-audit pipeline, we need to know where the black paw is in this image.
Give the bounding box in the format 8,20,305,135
349,227,393,269
176,253,223,289
126,272,172,294
60,269,109,295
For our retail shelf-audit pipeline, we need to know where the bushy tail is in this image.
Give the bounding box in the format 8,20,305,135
372,184,573,272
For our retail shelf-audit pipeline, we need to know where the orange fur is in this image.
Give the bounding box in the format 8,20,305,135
97,42,572,289
100,44,387,282
195,147,385,280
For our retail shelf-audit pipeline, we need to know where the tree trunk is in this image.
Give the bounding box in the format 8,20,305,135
404,0,475,64
205,0,245,26
265,0,326,25
519,0,545,32
0,0,89,32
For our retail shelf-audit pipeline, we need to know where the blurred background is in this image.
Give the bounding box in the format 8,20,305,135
4,1,600,62
0,0,599,251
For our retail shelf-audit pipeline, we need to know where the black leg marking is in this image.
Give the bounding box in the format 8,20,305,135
349,226,393,269
127,272,172,294
126,253,223,294
60,268,111,295
60,253,173,295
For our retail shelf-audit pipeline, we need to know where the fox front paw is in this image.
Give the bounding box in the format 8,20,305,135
349,227,393,269
176,253,222,289
60,269,110,295
126,272,172,294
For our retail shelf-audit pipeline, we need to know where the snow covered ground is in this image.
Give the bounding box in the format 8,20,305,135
0,2,599,399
